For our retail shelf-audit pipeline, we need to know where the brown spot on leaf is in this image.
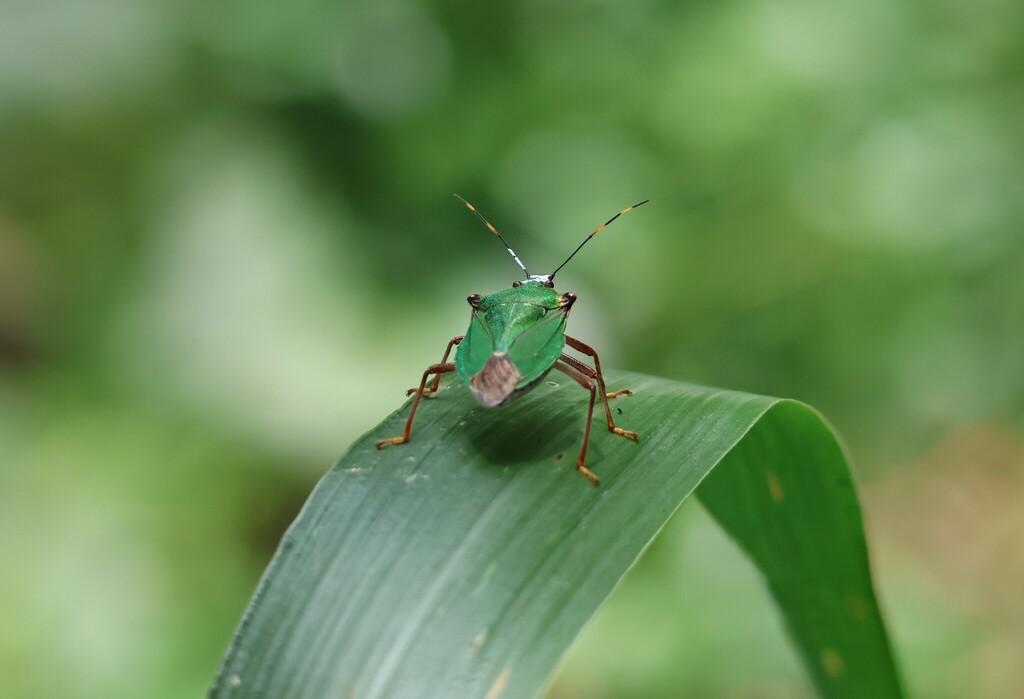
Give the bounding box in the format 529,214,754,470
767,471,784,503
845,593,866,621
821,647,845,678
484,668,511,699
469,630,487,650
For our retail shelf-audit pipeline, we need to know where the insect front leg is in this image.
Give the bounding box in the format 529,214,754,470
406,336,464,397
553,360,603,486
377,361,456,449
563,335,638,440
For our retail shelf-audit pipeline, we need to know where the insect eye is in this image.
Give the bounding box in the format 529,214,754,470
467,294,482,308
562,292,577,306
512,281,521,288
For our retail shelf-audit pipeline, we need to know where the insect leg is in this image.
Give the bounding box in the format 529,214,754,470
563,336,639,440
553,360,602,486
564,335,632,399
377,362,456,449
559,353,639,441
406,336,464,396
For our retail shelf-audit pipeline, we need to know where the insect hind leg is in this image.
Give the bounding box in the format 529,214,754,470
553,360,602,486
564,335,632,401
561,337,639,441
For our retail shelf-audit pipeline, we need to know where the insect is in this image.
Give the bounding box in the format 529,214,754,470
376,194,648,486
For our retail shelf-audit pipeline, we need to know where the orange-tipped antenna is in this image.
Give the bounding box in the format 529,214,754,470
454,194,530,276
550,199,649,279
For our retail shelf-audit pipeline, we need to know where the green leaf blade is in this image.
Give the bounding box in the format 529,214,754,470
210,371,902,699
699,400,903,697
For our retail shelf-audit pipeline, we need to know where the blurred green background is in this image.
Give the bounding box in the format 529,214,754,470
1,0,1021,697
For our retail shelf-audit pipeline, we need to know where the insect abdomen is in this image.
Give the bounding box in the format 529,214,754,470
470,352,522,407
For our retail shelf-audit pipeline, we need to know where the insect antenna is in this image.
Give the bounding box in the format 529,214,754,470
550,199,649,279
454,194,530,276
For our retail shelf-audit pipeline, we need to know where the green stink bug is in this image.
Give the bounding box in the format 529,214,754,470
376,195,648,486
